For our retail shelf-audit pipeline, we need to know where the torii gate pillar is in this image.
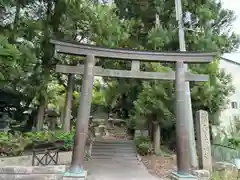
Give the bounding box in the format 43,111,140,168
64,55,95,177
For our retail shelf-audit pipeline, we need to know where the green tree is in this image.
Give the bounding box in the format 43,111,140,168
0,0,238,139
114,0,239,148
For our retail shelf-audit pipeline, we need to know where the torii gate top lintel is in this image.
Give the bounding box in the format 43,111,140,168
50,39,216,63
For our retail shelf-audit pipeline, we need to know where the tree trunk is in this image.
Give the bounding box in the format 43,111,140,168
63,74,74,132
9,0,21,43
60,106,65,125
147,116,154,141
36,100,45,131
148,121,152,139
153,123,161,153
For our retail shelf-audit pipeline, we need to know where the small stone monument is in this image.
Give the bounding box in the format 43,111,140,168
0,112,10,132
45,109,59,130
134,130,141,138
95,126,100,136
134,129,149,138
98,123,106,137
195,110,212,172
142,129,149,137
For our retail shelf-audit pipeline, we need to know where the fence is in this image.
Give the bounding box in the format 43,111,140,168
212,144,240,163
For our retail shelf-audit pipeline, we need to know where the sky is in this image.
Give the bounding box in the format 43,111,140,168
222,0,240,34
222,0,240,53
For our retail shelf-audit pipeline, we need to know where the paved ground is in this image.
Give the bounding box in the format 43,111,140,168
85,159,161,180
84,139,161,180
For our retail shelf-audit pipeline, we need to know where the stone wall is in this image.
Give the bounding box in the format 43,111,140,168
0,165,67,180
0,151,72,166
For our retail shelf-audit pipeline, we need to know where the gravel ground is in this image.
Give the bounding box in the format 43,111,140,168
141,155,177,178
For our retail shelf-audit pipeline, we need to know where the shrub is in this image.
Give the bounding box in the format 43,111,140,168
134,136,151,145
228,137,240,149
0,130,95,157
0,130,75,156
211,171,237,180
137,142,152,155
0,132,27,156
23,131,56,149
54,131,74,151
134,136,153,156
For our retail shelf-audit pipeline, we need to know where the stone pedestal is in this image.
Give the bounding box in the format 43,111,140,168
0,165,89,180
192,170,210,180
63,170,87,180
63,178,86,180
170,172,197,180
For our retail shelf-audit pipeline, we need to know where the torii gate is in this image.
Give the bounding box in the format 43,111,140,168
51,39,215,179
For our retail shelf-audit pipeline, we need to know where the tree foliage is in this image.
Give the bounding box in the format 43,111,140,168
0,0,238,140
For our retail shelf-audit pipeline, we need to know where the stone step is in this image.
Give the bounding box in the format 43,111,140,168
92,143,134,147
91,154,138,158
91,156,138,160
90,156,138,160
93,143,134,147
94,140,133,144
87,159,141,163
92,148,135,154
91,139,138,161
92,148,136,153
91,147,135,151
91,152,136,156
92,146,135,151
92,145,134,149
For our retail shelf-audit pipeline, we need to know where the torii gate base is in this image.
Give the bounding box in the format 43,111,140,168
170,172,197,180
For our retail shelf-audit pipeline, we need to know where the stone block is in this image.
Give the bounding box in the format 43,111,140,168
192,170,210,180
0,165,67,174
170,172,198,180
0,174,63,180
0,165,67,180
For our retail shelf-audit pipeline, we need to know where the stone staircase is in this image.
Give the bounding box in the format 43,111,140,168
85,139,160,180
85,122,160,179
91,140,138,161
